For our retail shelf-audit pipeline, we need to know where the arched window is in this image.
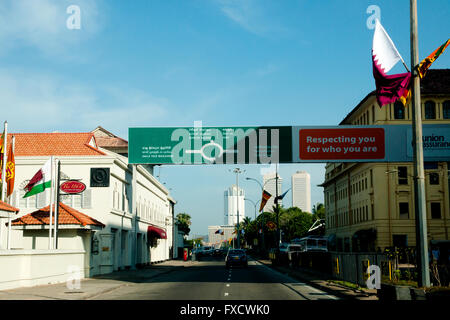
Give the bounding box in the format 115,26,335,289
443,100,450,119
425,100,436,119
394,101,405,119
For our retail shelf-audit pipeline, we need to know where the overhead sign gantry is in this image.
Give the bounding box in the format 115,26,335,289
128,124,450,164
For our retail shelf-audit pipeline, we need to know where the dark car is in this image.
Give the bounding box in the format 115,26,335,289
225,249,248,268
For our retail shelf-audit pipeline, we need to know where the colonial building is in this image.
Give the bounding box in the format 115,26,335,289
322,69,450,252
4,129,176,278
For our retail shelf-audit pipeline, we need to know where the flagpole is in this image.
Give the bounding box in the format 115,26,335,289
49,156,54,249
6,136,15,250
1,121,7,201
0,121,7,250
54,159,61,249
410,0,430,288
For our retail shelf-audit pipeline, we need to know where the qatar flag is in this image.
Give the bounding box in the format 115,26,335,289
372,19,411,107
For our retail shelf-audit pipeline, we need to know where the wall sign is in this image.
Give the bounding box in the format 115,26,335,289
60,180,86,194
90,168,110,187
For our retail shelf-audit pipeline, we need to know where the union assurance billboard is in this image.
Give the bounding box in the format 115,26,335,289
129,124,450,164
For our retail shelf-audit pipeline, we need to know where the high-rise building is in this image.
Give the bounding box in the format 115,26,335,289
224,185,245,226
292,171,311,213
263,172,282,212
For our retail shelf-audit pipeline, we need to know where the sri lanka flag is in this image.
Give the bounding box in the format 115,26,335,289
259,190,272,212
418,39,450,79
372,19,411,107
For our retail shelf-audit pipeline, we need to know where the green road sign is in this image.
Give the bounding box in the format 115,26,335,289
129,126,292,165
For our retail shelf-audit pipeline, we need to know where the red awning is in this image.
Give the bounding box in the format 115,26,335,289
147,225,167,239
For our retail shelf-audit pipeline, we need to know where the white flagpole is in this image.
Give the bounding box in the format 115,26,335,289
6,135,15,250
0,121,8,250
48,156,54,249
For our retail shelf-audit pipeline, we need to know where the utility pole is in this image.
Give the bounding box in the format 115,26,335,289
275,163,280,249
233,168,244,249
410,0,430,287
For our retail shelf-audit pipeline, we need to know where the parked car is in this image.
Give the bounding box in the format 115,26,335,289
225,249,248,268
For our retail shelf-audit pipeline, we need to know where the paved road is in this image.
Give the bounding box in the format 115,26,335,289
91,256,338,300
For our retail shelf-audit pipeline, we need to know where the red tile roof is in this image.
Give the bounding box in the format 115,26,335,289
0,201,20,213
95,136,128,148
6,133,106,156
11,202,105,228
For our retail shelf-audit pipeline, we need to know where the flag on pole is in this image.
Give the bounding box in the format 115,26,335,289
417,39,450,79
23,159,52,198
0,130,4,182
6,139,15,197
259,190,271,212
274,189,290,204
372,19,411,107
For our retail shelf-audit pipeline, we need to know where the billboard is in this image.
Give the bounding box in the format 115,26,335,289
129,124,450,164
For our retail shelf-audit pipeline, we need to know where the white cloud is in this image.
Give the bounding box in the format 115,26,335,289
214,0,286,36
0,68,169,138
0,0,102,57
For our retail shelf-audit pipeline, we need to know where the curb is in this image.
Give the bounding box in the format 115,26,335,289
253,257,372,300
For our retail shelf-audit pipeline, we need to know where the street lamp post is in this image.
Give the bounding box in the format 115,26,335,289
231,168,245,249
245,176,276,254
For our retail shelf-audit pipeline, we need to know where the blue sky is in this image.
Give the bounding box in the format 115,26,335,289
1,0,449,236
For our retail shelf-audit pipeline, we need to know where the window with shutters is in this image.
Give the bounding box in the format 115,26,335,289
444,100,450,119
399,202,409,219
398,167,408,185
431,202,441,219
425,101,436,119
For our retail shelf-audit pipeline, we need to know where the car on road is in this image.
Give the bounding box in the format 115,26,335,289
225,249,248,268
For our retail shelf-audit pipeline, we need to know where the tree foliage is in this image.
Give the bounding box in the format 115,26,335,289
176,213,191,236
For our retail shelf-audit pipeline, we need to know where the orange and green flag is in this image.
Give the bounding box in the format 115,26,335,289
418,39,450,79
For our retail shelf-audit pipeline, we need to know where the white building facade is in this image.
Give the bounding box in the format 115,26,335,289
1,131,175,284
224,185,245,226
292,171,311,213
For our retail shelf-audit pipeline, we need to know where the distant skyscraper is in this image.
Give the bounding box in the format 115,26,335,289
292,171,311,213
224,185,245,226
263,172,282,212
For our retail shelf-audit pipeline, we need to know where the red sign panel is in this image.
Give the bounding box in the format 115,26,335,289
60,180,86,194
299,128,385,160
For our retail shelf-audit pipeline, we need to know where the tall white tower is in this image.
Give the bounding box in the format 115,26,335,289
263,172,282,212
292,171,311,213
224,185,245,226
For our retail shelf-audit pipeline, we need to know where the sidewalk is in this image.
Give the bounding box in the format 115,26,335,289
255,257,378,300
0,259,196,300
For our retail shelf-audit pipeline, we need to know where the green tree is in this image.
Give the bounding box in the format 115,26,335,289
176,213,191,236
279,207,313,242
312,203,325,221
